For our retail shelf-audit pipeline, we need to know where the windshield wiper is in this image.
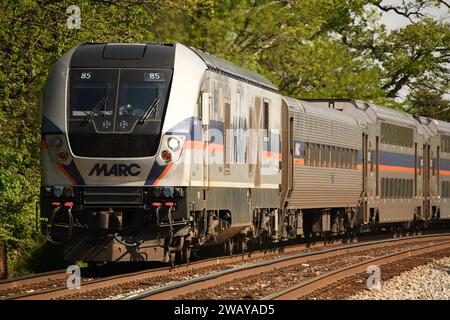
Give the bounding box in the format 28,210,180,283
82,96,108,124
138,97,160,124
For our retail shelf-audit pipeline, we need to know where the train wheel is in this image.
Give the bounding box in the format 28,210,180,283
239,240,247,254
224,239,234,256
170,252,177,268
181,245,191,264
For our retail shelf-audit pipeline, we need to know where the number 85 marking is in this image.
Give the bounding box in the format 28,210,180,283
80,72,91,79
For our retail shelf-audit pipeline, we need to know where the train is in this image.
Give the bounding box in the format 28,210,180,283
40,42,450,264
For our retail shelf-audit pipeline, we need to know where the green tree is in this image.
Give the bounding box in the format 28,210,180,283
0,0,181,275
152,0,387,100
406,86,450,120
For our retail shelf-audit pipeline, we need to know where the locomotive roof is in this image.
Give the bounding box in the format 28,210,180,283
70,43,175,68
189,47,279,92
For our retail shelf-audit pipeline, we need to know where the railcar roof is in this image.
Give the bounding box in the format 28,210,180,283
417,117,450,135
302,99,419,128
301,100,361,126
371,104,417,127
189,47,278,92
283,97,362,127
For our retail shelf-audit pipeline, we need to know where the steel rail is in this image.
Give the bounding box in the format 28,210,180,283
123,233,450,300
261,240,450,300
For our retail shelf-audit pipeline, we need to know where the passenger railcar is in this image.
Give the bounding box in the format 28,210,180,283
416,117,450,220
282,98,364,239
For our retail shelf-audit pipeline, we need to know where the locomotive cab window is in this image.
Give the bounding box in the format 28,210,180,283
68,68,173,158
118,84,158,117
70,69,118,119
70,83,114,117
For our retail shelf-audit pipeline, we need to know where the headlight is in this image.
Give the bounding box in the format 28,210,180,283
51,136,63,149
53,186,64,197
167,137,180,151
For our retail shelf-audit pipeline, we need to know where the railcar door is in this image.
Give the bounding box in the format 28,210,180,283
362,133,368,222
423,144,430,219
201,90,211,192
280,99,293,208
429,139,440,219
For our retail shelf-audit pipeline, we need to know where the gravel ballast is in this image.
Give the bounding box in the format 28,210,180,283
348,256,450,300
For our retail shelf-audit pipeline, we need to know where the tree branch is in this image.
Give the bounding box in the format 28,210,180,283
439,0,450,9
372,0,426,23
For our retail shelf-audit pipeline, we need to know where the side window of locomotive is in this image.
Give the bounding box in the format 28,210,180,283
224,100,231,172
263,99,269,139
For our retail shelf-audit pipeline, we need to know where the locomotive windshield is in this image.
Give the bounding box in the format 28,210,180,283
68,68,172,158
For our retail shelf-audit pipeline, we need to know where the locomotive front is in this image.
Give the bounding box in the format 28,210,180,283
40,43,206,263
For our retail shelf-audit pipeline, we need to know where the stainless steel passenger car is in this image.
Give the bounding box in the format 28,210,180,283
281,98,364,238
303,99,446,228
416,117,450,221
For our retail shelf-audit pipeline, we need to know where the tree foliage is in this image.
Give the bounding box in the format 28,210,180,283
0,0,448,275
0,0,181,274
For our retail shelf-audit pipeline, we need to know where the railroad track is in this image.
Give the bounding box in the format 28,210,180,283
125,233,450,300
1,239,343,300
2,231,450,300
262,240,450,300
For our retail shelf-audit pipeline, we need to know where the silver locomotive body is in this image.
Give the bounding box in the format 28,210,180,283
41,43,282,262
